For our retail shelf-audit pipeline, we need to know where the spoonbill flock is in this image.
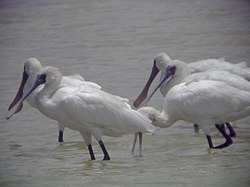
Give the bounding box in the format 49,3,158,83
133,53,250,151
7,54,250,160
134,64,250,149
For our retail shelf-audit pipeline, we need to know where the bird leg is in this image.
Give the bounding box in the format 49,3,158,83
220,123,226,131
206,135,214,148
201,122,236,138
99,140,110,160
138,132,143,157
219,123,236,137
205,122,236,148
225,122,236,137
131,132,143,156
58,130,64,143
131,133,138,155
87,144,96,160
214,124,233,149
193,124,200,133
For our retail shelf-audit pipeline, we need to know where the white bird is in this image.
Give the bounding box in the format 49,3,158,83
134,53,249,104
133,53,249,132
188,58,249,77
8,58,101,142
136,75,250,149
7,66,155,160
132,53,250,151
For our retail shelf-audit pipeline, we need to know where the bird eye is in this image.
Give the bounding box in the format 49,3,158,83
166,65,176,75
40,73,46,81
37,73,47,84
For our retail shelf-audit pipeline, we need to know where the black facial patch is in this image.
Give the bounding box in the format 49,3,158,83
38,73,47,84
153,59,156,66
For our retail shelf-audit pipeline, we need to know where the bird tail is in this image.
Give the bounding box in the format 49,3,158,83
132,110,155,133
234,61,248,68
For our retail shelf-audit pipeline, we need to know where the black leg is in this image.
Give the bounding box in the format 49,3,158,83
138,132,143,156
87,144,96,160
220,124,226,131
206,135,214,148
193,124,199,133
99,140,110,160
58,130,64,143
214,124,233,149
131,133,138,155
225,122,236,137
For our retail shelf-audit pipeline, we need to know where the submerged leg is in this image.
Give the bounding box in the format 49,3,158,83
138,132,143,156
193,124,199,133
99,140,110,160
220,123,226,131
131,133,138,155
58,123,65,143
225,122,236,137
81,132,95,160
206,135,214,148
219,123,236,137
58,130,64,143
88,144,96,160
214,124,233,149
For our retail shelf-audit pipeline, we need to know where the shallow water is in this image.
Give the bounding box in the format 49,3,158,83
0,0,250,186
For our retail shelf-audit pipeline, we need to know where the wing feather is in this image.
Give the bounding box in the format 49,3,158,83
60,87,154,137
166,80,250,124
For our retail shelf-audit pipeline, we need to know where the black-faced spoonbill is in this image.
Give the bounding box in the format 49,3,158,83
8,58,101,142
134,65,250,149
7,66,155,160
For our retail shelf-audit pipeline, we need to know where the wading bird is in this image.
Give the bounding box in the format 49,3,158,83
7,66,155,160
134,53,249,134
8,58,101,142
135,68,250,149
134,53,249,106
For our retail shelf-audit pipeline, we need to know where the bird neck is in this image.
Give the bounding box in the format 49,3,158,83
138,107,174,128
172,59,191,80
153,111,174,128
36,76,61,107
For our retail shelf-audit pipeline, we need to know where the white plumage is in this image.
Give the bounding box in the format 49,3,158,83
155,52,250,97
7,66,154,160
133,52,250,150
138,79,250,148
8,58,101,142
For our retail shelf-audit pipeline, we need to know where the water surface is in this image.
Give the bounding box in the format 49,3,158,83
0,0,250,186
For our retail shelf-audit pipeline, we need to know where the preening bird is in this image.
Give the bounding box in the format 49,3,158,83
134,53,249,130
136,76,250,149
132,53,249,151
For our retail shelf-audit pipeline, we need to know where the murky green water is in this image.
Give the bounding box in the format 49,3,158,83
0,0,250,186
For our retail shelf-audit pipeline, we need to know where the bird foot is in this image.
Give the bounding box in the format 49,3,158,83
103,155,110,161
229,131,236,138
214,138,233,149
